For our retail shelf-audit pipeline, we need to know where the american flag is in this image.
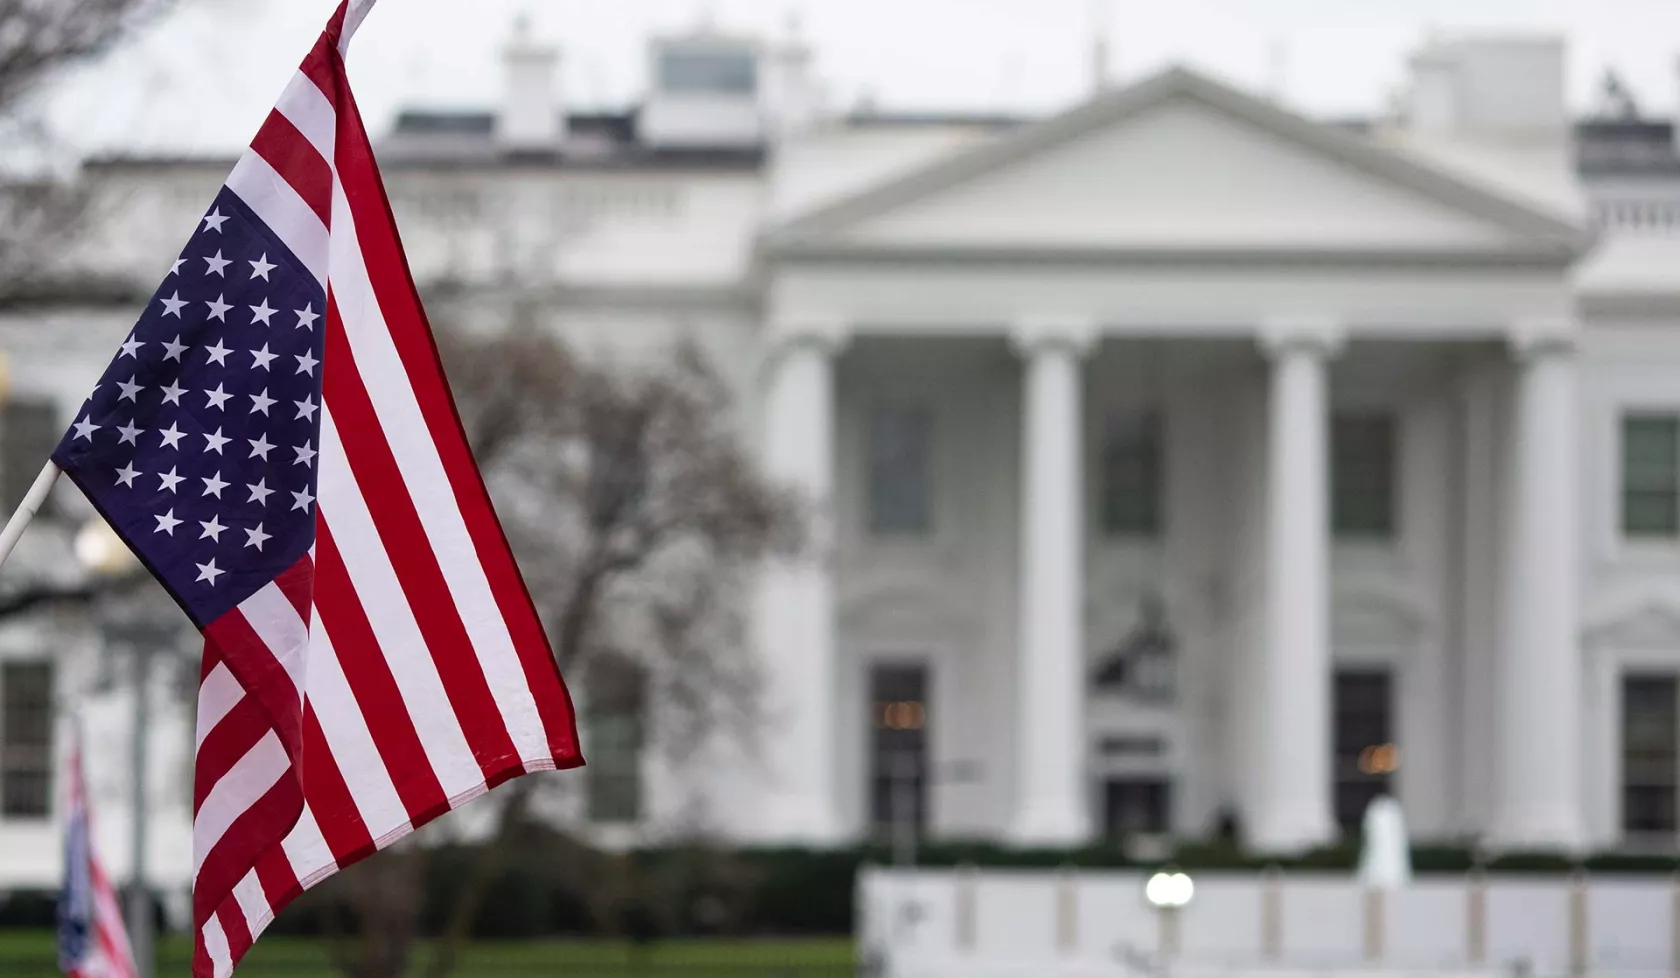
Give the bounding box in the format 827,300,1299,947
58,726,137,978
49,3,582,976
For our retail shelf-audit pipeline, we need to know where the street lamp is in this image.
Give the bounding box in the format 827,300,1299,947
75,518,157,978
1145,869,1194,960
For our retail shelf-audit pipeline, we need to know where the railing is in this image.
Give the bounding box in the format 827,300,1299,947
1592,197,1680,235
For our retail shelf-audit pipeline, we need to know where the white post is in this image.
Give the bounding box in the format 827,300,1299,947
1009,318,1094,845
752,322,847,843
1252,319,1341,852
0,462,59,571
1489,326,1584,850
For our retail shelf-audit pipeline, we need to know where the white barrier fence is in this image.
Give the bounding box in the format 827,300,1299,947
857,868,1680,978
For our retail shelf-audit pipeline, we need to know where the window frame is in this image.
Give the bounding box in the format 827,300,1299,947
0,661,53,820
1621,673,1679,838
1620,413,1680,540
866,402,935,538
1331,410,1399,542
1098,409,1163,539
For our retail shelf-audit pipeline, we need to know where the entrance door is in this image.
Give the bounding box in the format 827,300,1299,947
1333,668,1395,832
869,663,928,839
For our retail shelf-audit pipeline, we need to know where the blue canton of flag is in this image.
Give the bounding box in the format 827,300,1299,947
53,189,327,626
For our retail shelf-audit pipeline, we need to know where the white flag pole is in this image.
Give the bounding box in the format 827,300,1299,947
0,461,60,571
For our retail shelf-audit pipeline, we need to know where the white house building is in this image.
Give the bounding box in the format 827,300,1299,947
2,23,1680,901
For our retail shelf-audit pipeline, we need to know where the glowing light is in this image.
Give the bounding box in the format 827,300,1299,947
1145,871,1194,908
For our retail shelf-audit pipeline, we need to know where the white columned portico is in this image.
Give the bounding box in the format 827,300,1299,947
1252,319,1341,852
1009,318,1095,845
754,321,847,843
1489,326,1584,851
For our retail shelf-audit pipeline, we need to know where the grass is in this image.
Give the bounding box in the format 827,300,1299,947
0,930,856,977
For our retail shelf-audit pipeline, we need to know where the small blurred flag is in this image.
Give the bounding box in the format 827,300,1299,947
57,726,137,978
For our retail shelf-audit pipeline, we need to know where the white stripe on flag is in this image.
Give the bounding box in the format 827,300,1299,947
225,151,329,290
327,180,551,763
237,583,310,703
316,408,486,799
196,663,245,748
232,869,273,936
274,71,336,165
193,732,290,875
280,802,336,887
201,913,232,978
302,611,411,836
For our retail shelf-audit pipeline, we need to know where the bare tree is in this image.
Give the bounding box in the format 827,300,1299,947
0,0,170,301
309,318,804,978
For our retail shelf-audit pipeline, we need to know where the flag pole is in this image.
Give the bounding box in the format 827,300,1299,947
0,461,60,571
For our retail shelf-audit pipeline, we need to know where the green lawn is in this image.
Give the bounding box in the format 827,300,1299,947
0,931,856,977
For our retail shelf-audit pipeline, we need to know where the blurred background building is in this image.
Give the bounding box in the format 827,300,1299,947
2,15,1680,905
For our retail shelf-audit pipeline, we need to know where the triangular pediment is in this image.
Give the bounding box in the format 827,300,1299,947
771,68,1585,258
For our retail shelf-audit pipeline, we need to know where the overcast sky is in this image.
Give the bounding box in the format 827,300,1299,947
40,0,1680,156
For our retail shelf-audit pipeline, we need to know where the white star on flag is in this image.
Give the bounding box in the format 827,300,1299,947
249,253,276,280
115,463,139,487
206,295,232,322
205,340,232,366
194,559,223,586
201,208,229,233
249,434,275,460
199,515,227,541
119,335,144,359
203,250,232,276
246,479,274,506
72,417,100,441
295,350,319,376
294,398,318,422
250,344,278,371
293,443,317,467
162,336,188,361
204,384,232,411
158,422,186,449
160,292,187,317
250,389,276,416
290,486,314,512
295,303,320,330
158,467,184,493
154,509,182,535
117,378,143,402
116,421,142,445
204,428,230,454
201,472,229,499
250,299,277,326
160,381,186,406
244,524,271,551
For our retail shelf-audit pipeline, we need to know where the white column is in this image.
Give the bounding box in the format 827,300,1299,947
1009,318,1094,845
753,323,847,843
1489,327,1584,850
1252,319,1341,852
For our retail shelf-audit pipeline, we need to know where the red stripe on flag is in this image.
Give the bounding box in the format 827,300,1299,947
250,109,333,227
204,610,303,764
300,706,375,866
322,294,523,781
194,696,270,815
193,776,302,925
216,902,255,967
314,519,452,824
275,556,315,624
328,78,582,768
255,845,305,913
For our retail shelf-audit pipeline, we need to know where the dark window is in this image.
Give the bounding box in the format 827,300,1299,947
2,663,52,818
1333,668,1395,832
1100,411,1162,537
2,399,57,516
657,50,757,95
1091,597,1176,703
868,405,933,536
869,663,928,838
585,657,645,824
1622,675,1678,835
1622,415,1680,538
1103,778,1170,838
1332,412,1397,539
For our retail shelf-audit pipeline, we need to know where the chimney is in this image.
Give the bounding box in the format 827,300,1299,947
496,16,565,154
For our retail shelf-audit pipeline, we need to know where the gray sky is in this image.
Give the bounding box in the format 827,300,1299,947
42,0,1680,155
